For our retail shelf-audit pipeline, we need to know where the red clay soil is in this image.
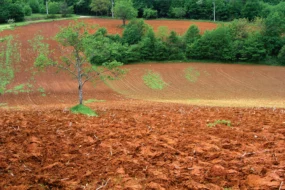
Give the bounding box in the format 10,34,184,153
108,63,285,108
1,103,285,189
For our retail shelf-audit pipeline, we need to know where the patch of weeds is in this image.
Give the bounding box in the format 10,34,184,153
143,70,166,90
70,104,98,117
5,83,33,94
37,87,46,96
84,99,105,104
184,67,200,82
0,103,8,107
207,120,232,128
224,188,232,190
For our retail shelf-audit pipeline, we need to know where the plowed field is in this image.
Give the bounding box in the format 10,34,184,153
1,20,285,189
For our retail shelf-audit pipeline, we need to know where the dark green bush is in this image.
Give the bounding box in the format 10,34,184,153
24,5,32,16
143,8,157,19
122,19,148,45
29,0,40,13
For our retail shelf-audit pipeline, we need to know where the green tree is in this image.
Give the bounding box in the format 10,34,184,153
32,21,124,105
24,5,32,16
143,8,157,19
114,0,137,25
277,45,285,65
241,0,262,21
90,0,111,15
263,11,285,56
48,1,61,14
184,24,201,44
122,19,148,45
29,0,40,13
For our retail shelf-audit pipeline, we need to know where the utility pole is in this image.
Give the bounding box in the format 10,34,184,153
46,0,49,15
111,0,114,18
213,0,216,22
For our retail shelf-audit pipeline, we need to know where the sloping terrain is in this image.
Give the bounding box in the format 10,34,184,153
1,20,285,189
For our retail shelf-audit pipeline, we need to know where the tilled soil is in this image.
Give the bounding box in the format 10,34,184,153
1,103,284,189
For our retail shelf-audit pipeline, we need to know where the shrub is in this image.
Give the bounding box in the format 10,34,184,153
171,7,186,18
70,104,98,117
7,4,25,22
277,45,285,65
143,8,157,19
122,19,148,45
24,5,32,16
29,0,40,13
49,1,61,14
189,26,235,61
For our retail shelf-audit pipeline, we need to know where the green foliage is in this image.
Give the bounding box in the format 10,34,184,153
32,21,124,105
5,83,33,94
143,8,157,19
90,0,110,15
10,4,25,22
60,1,74,17
237,32,266,62
70,104,98,116
143,70,166,90
184,67,200,83
207,120,232,128
122,19,148,45
171,7,186,18
0,36,20,94
114,0,138,25
242,0,262,21
189,26,235,61
278,45,285,65
29,0,40,13
49,1,61,14
24,5,32,16
184,25,201,45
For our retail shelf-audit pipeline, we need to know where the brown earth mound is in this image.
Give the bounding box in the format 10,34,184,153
1,103,285,189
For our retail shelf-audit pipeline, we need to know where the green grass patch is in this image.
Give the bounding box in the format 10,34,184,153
0,103,8,107
84,99,105,104
184,67,200,83
207,120,232,128
70,104,98,117
143,70,167,90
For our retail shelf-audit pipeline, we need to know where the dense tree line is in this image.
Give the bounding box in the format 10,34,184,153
88,16,284,65
1,0,285,24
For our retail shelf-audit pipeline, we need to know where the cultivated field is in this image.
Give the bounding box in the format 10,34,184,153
0,19,285,189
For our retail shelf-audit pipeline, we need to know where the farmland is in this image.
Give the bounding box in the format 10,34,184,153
0,19,285,189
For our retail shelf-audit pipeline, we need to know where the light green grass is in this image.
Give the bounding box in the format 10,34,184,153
0,14,79,32
84,98,105,104
143,70,167,90
207,120,232,128
184,67,200,82
0,103,8,107
70,104,98,117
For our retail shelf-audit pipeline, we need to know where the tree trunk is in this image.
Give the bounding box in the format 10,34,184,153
123,18,126,26
78,83,83,105
46,0,49,15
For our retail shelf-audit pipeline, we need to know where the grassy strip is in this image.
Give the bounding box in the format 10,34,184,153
84,99,105,104
143,70,166,90
184,67,200,83
207,120,232,127
70,104,98,117
0,14,79,31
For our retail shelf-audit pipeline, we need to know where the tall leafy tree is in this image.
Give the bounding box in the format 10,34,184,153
114,0,137,25
90,0,111,15
32,21,124,105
